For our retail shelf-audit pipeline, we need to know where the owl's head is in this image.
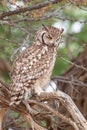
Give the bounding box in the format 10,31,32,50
35,25,64,47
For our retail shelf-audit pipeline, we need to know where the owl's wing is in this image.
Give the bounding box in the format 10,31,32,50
10,42,56,106
11,44,55,82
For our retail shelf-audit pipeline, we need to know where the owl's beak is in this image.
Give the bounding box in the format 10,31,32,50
50,40,59,47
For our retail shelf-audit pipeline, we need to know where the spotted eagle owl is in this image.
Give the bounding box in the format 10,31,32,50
10,25,63,106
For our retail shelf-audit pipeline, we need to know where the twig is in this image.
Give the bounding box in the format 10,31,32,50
58,55,87,71
51,76,87,87
28,100,79,130
21,113,47,130
0,78,87,130
0,0,61,20
0,108,6,130
39,91,87,130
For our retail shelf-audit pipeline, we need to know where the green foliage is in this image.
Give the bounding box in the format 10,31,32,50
40,121,47,127
53,58,69,76
10,111,19,118
0,25,11,38
76,26,87,42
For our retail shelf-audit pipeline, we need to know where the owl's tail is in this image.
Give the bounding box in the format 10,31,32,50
9,85,24,106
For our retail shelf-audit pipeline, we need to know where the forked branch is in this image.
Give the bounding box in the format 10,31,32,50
38,91,87,130
0,80,87,130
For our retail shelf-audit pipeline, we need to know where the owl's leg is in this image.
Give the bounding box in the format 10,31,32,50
23,88,32,99
24,91,28,99
22,100,34,114
22,88,34,114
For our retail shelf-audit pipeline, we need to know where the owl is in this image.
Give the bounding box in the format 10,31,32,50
10,25,63,106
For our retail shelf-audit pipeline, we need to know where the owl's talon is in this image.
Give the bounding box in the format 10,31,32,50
22,100,33,114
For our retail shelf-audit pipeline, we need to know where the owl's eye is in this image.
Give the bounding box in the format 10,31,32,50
47,35,52,40
42,33,52,45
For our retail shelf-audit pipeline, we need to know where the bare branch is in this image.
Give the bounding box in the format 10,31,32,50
51,76,87,87
0,79,87,130
0,108,6,130
38,91,87,130
58,55,87,71
0,0,61,20
28,100,79,130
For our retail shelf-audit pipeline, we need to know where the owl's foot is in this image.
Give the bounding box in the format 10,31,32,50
22,100,37,115
22,100,33,114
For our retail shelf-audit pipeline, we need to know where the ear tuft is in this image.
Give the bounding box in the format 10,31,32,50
42,24,49,32
61,28,64,33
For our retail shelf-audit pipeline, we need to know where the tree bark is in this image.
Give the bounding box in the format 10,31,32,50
0,108,6,130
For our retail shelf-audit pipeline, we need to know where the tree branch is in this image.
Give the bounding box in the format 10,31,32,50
0,80,87,130
38,91,87,130
0,108,6,130
0,0,60,20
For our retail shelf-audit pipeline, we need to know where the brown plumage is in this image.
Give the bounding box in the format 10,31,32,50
10,25,63,106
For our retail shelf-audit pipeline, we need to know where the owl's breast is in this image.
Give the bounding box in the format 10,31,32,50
11,45,57,91
34,48,57,89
